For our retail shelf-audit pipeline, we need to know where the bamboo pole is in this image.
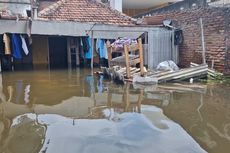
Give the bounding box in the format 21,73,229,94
124,44,131,78
200,18,206,64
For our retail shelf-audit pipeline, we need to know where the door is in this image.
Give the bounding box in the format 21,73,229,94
49,37,68,69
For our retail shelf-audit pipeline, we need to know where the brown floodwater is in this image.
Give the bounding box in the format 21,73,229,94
0,69,229,153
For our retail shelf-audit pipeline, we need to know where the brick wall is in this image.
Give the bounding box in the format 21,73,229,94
153,7,230,73
224,8,230,74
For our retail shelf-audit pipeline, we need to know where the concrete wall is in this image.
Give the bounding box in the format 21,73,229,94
135,0,207,18
0,0,31,17
32,35,49,69
150,7,230,73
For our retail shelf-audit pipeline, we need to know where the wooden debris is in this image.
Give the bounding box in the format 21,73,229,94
190,62,223,79
156,64,208,83
107,38,145,79
100,64,208,84
101,43,210,85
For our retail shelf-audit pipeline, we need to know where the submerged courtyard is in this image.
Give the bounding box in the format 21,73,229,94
0,69,229,153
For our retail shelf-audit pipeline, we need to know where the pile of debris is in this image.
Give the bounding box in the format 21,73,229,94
100,61,222,85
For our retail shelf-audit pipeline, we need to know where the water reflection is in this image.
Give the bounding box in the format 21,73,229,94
2,107,206,153
0,69,229,153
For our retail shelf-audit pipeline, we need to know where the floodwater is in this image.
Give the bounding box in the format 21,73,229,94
0,69,229,153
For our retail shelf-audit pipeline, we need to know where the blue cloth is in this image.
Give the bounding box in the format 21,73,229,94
12,34,23,59
84,37,92,59
96,39,108,59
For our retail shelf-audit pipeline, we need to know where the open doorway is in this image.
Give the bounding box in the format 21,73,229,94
49,37,68,69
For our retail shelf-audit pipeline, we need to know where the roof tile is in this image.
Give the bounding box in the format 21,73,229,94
38,0,135,25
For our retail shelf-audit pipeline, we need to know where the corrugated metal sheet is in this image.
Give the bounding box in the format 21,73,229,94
147,28,179,69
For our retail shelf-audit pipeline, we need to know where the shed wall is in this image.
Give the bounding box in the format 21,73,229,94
147,29,178,69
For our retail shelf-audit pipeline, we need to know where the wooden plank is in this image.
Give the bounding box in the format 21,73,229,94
149,70,175,78
190,62,223,77
157,65,208,81
124,44,131,78
138,38,145,76
170,68,208,81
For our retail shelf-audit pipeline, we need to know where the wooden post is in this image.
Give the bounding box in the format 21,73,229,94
124,44,131,78
211,59,215,69
200,18,206,64
91,31,94,69
76,38,80,66
138,38,144,76
106,41,112,68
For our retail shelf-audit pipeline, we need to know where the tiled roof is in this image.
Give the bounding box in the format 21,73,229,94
38,0,136,25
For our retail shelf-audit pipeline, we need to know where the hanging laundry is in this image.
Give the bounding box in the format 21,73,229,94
84,37,92,59
0,35,4,55
111,37,137,50
96,39,108,59
20,35,29,55
3,33,11,55
12,34,23,59
82,36,90,53
1,55,12,71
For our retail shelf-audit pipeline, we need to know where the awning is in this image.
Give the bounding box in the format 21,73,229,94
92,30,144,39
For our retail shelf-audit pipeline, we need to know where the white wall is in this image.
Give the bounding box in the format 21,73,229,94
110,0,122,12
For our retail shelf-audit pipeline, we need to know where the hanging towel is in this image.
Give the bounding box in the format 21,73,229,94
84,37,92,59
12,34,23,59
3,33,11,55
82,37,90,53
96,39,108,59
20,35,29,55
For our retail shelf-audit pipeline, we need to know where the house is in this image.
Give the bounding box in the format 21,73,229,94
0,0,179,71
133,0,230,74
